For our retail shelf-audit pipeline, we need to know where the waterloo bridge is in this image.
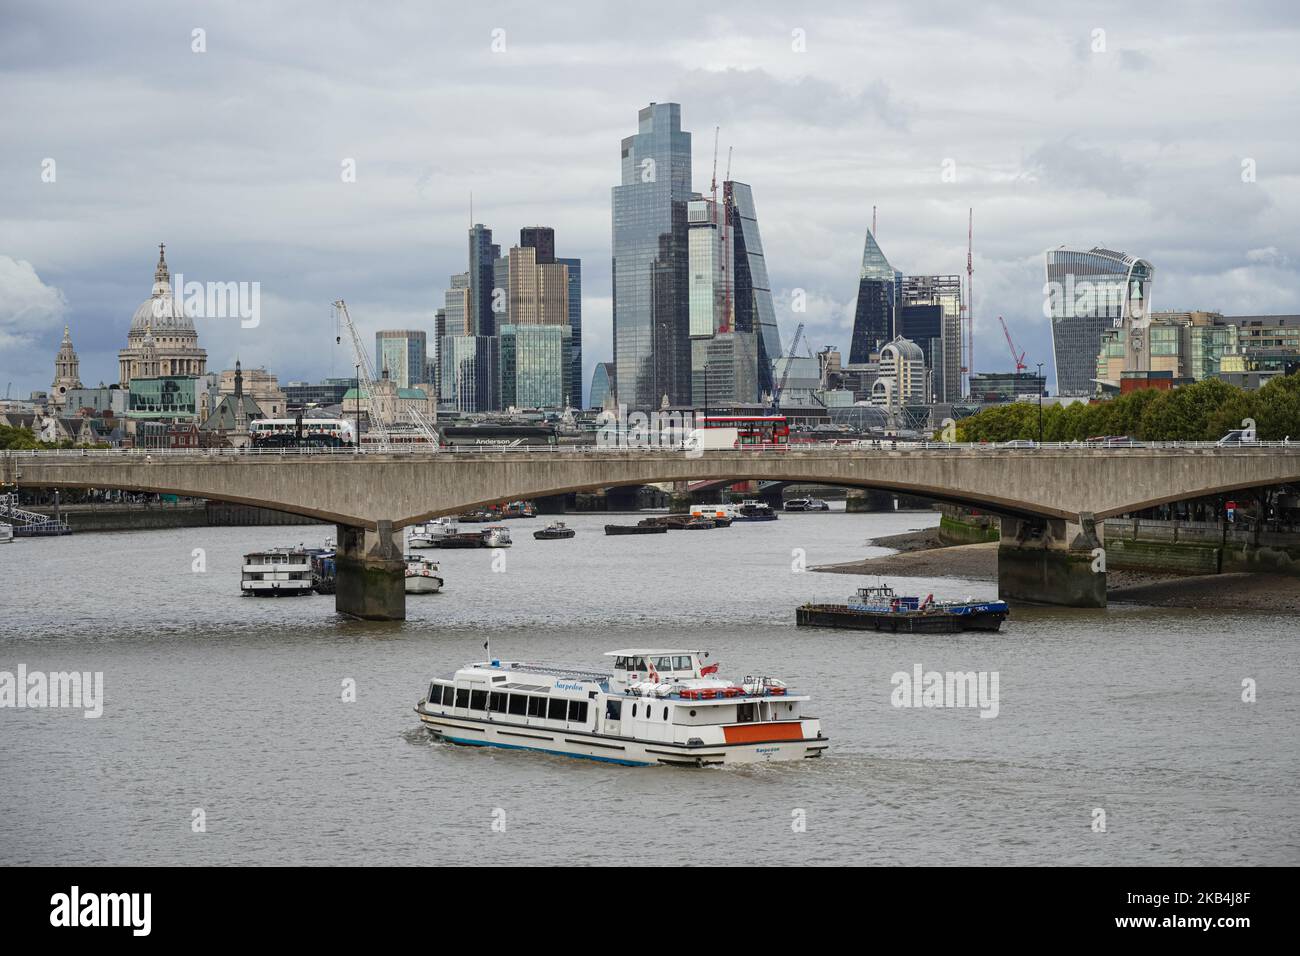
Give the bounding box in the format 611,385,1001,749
4,443,1297,619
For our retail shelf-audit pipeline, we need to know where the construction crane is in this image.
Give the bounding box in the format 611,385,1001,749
999,316,1027,372
333,299,391,452
771,322,806,411
720,145,734,333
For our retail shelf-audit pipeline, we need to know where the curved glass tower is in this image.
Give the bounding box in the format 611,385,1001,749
1044,247,1154,396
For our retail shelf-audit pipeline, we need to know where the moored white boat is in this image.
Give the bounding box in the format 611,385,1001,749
404,555,444,594
481,525,512,548
414,648,828,766
409,518,457,548
0,522,13,544
241,547,314,596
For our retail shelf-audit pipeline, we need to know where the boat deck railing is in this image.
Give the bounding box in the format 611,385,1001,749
488,661,611,683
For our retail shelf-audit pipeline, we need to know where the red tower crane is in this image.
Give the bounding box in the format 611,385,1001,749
999,315,1027,372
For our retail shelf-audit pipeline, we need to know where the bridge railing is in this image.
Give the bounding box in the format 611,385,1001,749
3,440,1296,461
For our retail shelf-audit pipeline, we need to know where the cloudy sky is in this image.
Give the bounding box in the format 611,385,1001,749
2,0,1297,402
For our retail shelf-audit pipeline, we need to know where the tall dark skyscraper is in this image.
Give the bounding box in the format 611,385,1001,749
612,102,692,409
520,226,556,264
469,223,500,337
724,181,782,396
848,228,896,365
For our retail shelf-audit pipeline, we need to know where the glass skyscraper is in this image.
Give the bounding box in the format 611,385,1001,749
724,181,782,396
374,329,427,390
439,335,499,412
557,256,582,408
612,102,692,410
900,275,963,403
1044,247,1154,397
589,362,614,410
469,224,500,337
499,324,571,409
848,229,896,365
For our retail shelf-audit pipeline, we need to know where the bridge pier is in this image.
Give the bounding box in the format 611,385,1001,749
845,488,894,512
997,513,1106,608
335,521,405,621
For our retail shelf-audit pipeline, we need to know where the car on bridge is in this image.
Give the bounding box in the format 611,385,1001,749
1217,429,1259,446
1001,440,1038,449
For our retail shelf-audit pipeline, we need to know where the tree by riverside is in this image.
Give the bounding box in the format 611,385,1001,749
956,375,1300,442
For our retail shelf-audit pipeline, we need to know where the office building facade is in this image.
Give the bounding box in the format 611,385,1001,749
1044,246,1154,397
848,229,896,366
900,275,962,403
612,102,693,410
439,335,500,412
724,181,782,396
374,329,428,390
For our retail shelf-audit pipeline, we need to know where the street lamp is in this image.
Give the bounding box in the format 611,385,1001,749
702,363,711,419
1036,362,1044,444
354,363,361,452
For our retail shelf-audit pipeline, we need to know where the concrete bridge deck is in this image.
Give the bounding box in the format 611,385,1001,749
6,443,1298,617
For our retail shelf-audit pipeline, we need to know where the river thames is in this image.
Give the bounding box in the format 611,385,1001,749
1,508,1296,865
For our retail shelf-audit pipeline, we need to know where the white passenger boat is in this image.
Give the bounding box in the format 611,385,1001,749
408,518,457,549
404,555,444,594
240,547,314,596
0,522,13,544
481,525,512,548
415,649,828,766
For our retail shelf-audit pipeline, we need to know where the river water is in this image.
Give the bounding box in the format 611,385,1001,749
1,507,1296,865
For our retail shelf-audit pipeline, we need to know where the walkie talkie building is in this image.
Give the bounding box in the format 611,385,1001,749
1044,247,1154,397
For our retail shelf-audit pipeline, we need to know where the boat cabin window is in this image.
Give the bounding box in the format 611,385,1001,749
568,701,588,723
653,656,673,671
673,656,691,670
427,682,437,704
605,700,621,720
662,706,669,720
508,694,527,716
455,688,470,709
547,698,567,720
527,696,546,718
631,703,637,718
737,702,755,723
489,692,507,713
470,690,487,711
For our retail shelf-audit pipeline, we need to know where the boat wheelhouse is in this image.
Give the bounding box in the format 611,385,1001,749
414,648,827,766
240,547,314,596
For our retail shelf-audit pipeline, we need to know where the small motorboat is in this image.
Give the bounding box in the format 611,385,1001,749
533,521,576,540
482,525,513,548
405,555,444,594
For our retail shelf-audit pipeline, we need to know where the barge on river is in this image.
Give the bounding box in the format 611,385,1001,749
415,649,828,766
797,584,1009,633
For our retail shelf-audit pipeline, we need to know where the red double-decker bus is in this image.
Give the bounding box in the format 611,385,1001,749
700,415,790,449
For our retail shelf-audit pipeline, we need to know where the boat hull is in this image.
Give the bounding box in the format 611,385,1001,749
534,530,576,540
415,709,828,766
405,576,443,594
796,604,1008,633
605,524,668,535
